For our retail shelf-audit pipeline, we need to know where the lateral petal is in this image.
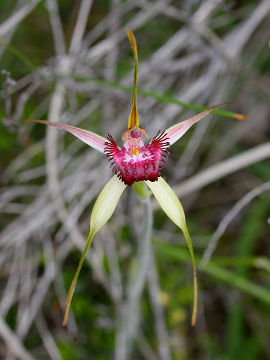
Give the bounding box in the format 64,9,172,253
63,175,126,325
23,119,106,153
165,104,222,146
145,177,198,325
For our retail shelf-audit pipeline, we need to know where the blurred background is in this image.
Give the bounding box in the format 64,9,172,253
0,0,270,359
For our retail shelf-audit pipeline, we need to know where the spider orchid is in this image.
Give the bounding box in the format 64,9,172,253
25,29,223,327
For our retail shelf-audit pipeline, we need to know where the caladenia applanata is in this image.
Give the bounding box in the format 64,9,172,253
24,28,227,327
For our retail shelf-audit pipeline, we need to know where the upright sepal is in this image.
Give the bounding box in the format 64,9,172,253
126,28,139,128
145,177,198,325
165,104,223,146
23,119,106,153
63,176,126,326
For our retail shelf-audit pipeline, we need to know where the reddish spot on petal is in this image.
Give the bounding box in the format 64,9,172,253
131,129,141,138
104,132,170,186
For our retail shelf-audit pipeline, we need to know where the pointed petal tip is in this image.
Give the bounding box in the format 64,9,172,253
207,103,247,120
62,278,77,328
165,103,228,146
191,281,198,326
126,28,138,58
22,119,106,153
234,113,247,120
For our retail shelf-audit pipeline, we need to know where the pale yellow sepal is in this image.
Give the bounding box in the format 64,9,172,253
90,175,127,234
145,177,198,326
63,176,126,326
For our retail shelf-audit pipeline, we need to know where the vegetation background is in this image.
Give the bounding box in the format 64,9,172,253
0,0,270,359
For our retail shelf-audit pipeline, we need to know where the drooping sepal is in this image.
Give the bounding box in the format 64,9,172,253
89,175,126,234
145,177,198,326
63,176,126,326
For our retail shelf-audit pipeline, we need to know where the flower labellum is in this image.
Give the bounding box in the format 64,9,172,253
23,28,228,327
105,130,170,185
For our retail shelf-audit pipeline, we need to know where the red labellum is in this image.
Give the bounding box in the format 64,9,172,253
104,130,170,186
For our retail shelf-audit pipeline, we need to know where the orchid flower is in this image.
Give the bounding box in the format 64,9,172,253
25,29,223,327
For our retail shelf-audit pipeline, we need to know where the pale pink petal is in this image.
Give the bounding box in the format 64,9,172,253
165,104,222,146
23,120,106,153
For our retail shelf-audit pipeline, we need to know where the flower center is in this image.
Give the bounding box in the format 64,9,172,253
132,148,140,155
104,128,170,186
122,126,149,156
